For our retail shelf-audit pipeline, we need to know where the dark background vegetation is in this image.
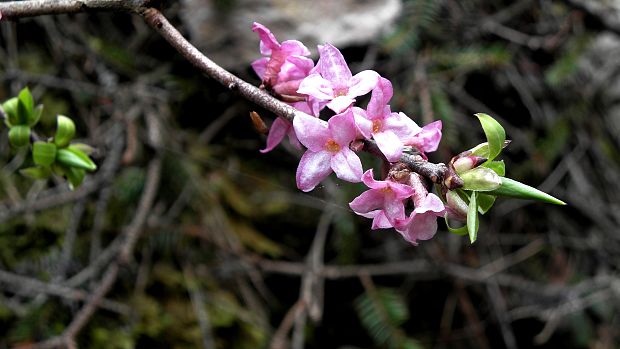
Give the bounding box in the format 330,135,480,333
1,0,619,348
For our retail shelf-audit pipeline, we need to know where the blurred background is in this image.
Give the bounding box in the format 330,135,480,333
1,0,619,348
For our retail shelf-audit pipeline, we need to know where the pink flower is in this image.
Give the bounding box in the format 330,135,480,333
297,44,379,113
260,117,300,153
404,120,443,154
395,193,445,245
359,210,393,230
293,109,363,192
349,169,415,227
260,100,317,153
251,23,314,97
394,173,445,245
353,78,421,161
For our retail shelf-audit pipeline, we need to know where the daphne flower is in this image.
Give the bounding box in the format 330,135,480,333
251,23,314,97
358,210,393,230
293,109,362,191
349,169,415,227
394,173,445,245
353,78,422,161
395,193,445,245
297,44,379,113
404,120,443,155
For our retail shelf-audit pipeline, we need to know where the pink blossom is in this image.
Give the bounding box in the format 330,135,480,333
404,120,443,154
251,23,314,97
394,173,445,245
349,169,415,227
260,117,301,153
353,78,422,161
395,193,445,245
260,100,319,153
358,210,393,230
297,44,379,113
293,109,363,192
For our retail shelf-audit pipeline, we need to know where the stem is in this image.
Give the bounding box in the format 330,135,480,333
0,0,149,18
140,8,304,123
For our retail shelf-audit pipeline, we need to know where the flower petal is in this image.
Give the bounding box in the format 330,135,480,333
328,109,357,146
389,181,416,199
350,189,384,213
361,169,384,189
352,107,373,139
373,130,404,162
252,22,280,55
251,58,268,80
280,40,311,56
330,147,362,182
383,196,407,224
384,112,421,140
297,73,334,101
359,210,394,229
296,150,332,192
326,96,355,113
407,120,442,153
317,43,352,84
366,77,393,117
414,193,445,215
279,56,314,81
399,213,439,244
293,112,329,152
347,70,380,98
260,117,290,153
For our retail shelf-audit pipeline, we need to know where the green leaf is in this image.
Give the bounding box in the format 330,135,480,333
68,143,94,155
54,115,76,148
29,104,43,127
484,160,505,176
33,141,57,167
460,167,501,191
64,166,86,189
8,125,31,147
20,166,52,180
475,113,506,162
488,177,566,205
56,148,97,171
2,97,19,126
477,193,496,214
17,87,34,125
444,216,468,235
469,140,511,158
467,191,479,243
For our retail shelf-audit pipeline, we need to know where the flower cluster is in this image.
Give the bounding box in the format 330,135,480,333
252,23,445,245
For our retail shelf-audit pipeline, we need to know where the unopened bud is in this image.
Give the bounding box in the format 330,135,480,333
460,167,501,191
453,156,487,173
249,111,269,134
9,125,31,147
33,141,57,167
446,190,468,221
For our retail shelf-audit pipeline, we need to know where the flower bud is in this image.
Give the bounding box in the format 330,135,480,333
460,167,501,191
8,125,31,147
33,141,57,167
56,148,97,171
446,190,468,221
54,115,76,148
453,155,487,173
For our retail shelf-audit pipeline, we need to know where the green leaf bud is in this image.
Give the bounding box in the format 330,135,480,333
8,125,31,147
460,167,502,191
56,148,97,171
54,115,76,148
33,141,57,167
